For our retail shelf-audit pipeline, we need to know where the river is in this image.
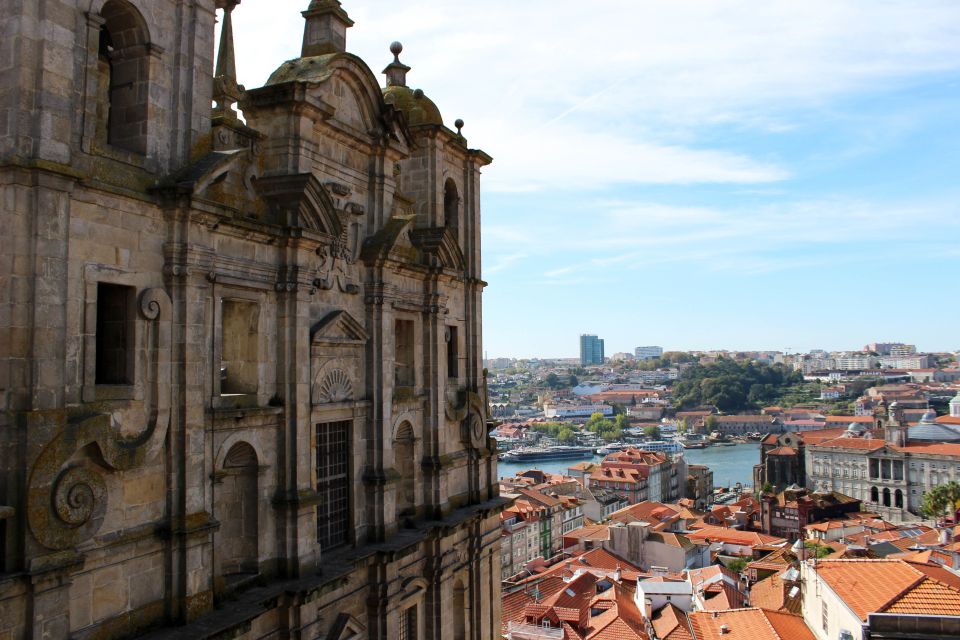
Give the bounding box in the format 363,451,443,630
496,442,760,490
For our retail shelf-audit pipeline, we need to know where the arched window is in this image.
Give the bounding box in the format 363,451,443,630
217,442,259,576
395,422,416,521
98,0,151,154
870,486,879,503
882,487,891,507
443,178,459,229
894,489,903,509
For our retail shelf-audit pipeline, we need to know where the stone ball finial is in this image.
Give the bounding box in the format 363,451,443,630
390,41,403,62
455,118,464,135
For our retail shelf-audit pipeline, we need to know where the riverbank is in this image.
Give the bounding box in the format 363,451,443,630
497,442,760,490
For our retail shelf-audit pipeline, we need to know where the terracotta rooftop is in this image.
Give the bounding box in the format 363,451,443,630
812,559,960,621
685,526,786,547
651,603,692,640
748,569,802,614
766,446,797,456
688,608,814,640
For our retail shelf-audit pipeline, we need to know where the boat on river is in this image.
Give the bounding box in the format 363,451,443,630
499,445,595,462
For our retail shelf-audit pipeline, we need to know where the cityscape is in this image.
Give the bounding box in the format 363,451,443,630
3,1,960,640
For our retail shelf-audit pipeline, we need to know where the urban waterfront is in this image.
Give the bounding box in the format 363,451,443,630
497,442,761,489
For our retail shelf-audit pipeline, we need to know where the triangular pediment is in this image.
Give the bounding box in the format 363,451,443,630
311,310,369,346
326,612,367,640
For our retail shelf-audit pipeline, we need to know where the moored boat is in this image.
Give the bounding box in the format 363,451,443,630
499,445,595,462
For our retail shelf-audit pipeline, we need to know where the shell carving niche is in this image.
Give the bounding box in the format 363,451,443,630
315,369,354,404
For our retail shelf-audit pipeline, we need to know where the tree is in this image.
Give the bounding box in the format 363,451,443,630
704,415,717,433
643,425,661,440
761,481,773,494
615,414,632,431
557,427,575,443
924,482,960,524
726,558,748,574
569,374,579,388
545,373,560,389
803,540,833,559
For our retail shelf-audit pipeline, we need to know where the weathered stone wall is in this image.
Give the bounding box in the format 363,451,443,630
0,2,503,638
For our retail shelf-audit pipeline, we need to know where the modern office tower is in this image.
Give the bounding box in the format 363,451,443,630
580,334,605,365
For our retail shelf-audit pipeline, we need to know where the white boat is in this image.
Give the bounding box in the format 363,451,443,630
595,442,630,455
635,440,683,454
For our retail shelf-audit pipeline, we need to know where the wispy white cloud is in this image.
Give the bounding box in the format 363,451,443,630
227,1,960,193
484,196,960,278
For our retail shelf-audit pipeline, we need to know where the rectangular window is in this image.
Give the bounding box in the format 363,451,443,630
446,325,459,379
881,459,892,480
822,600,829,632
316,420,350,549
869,458,879,480
399,605,417,640
96,283,134,384
395,319,415,387
221,299,259,394
893,460,904,481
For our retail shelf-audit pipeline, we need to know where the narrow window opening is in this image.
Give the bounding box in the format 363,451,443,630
443,178,459,229
446,325,459,379
453,581,466,640
395,319,415,388
96,282,134,384
400,605,418,640
316,420,350,550
221,299,259,395
395,422,416,520
99,0,150,155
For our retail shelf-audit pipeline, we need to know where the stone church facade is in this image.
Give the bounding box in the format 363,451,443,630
0,1,503,638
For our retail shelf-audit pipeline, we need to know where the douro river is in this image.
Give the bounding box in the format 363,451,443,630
497,442,760,491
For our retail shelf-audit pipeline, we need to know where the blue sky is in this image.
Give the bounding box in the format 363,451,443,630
231,1,960,357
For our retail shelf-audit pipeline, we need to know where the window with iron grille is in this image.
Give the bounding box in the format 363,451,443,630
316,420,350,549
399,605,418,640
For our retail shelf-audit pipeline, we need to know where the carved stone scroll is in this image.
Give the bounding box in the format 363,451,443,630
27,287,172,550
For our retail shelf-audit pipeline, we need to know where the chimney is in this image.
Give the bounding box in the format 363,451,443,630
720,624,730,634
301,0,354,57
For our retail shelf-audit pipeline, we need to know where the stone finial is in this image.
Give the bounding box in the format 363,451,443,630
301,0,354,57
455,119,464,136
213,0,245,120
383,41,411,87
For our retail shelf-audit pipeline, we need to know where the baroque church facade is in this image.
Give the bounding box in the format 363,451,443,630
0,1,504,638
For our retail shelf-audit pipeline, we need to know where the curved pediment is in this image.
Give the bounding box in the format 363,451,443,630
410,227,466,272
255,173,342,236
266,52,410,146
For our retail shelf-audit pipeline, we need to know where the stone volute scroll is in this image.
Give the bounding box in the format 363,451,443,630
27,288,172,550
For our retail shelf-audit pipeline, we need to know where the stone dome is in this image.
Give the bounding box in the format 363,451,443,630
845,422,867,437
266,54,340,86
907,409,960,442
382,85,443,127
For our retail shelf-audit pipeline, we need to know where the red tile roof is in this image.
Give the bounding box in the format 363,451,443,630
688,608,814,640
812,559,960,621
